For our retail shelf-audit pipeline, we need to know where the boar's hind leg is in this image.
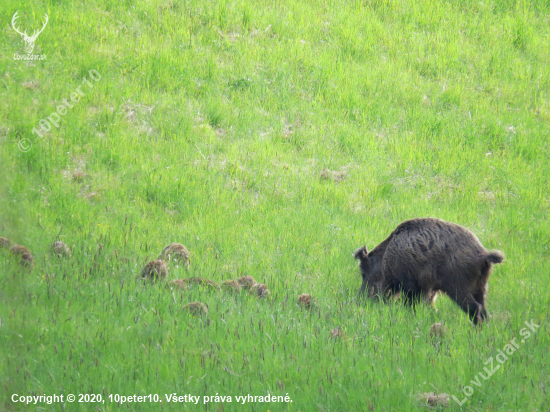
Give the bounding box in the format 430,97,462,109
452,290,485,325
422,289,438,307
360,278,368,295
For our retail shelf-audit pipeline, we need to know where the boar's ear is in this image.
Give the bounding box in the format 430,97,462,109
354,246,369,261
486,250,504,264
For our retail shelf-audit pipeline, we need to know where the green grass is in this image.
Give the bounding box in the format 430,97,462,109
1,0,549,410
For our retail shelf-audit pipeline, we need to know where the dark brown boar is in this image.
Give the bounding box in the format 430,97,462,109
354,218,504,324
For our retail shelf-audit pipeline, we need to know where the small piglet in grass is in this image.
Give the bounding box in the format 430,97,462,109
355,218,504,325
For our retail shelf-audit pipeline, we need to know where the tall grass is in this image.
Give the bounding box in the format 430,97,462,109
1,0,549,410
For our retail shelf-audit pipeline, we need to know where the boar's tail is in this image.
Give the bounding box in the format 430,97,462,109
354,246,368,261
486,250,505,264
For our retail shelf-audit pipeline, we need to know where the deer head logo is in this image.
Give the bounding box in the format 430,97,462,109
11,11,49,54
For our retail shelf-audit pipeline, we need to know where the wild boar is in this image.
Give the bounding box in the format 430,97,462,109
354,218,504,324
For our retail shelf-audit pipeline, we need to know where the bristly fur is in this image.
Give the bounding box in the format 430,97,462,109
355,218,505,325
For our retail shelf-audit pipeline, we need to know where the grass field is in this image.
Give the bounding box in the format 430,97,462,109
1,0,549,410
